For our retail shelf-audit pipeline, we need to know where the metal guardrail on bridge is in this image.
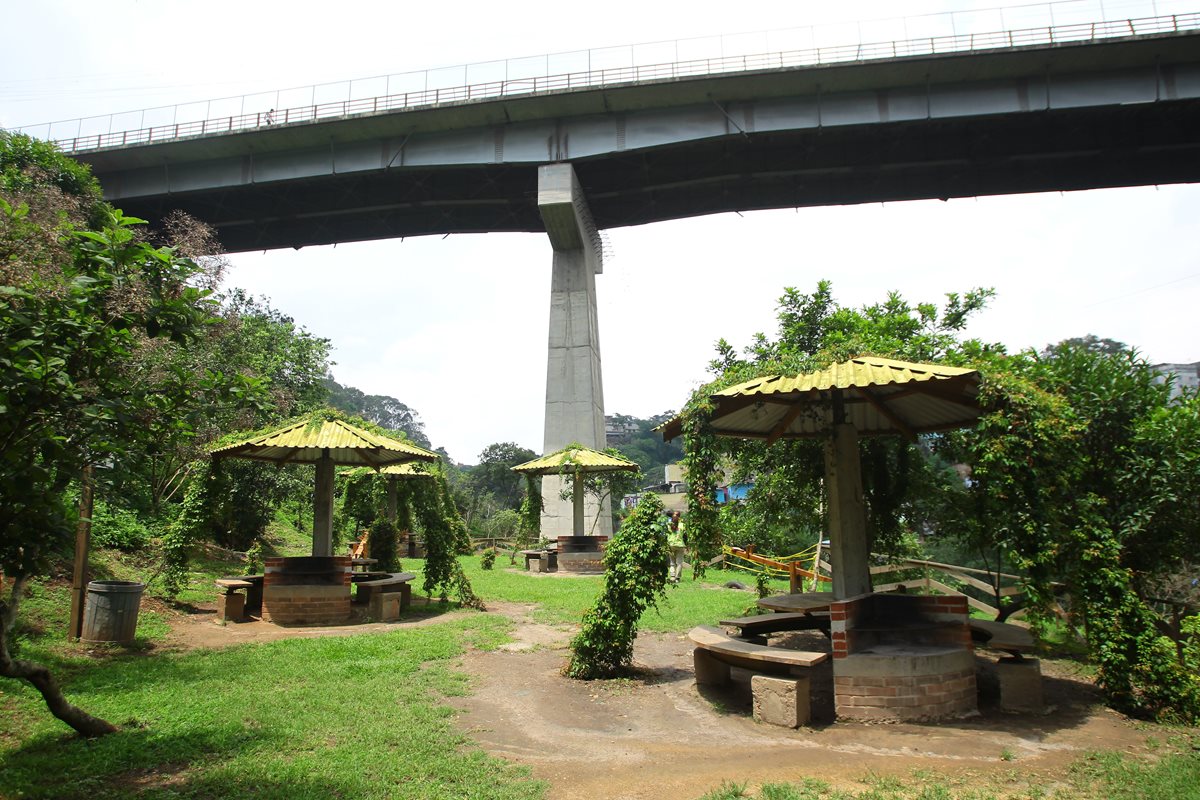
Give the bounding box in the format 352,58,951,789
31,9,1200,155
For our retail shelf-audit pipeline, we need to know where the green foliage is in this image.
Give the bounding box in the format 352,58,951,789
514,474,543,557
369,516,401,573
410,470,483,609
607,411,685,480
945,344,1200,720
215,290,332,421
0,174,258,582
565,494,670,679
245,536,265,575
480,547,497,570
469,441,539,511
0,131,102,213
88,500,153,553
341,467,387,532
323,374,428,447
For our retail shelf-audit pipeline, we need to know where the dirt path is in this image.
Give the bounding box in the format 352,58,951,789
165,598,1148,799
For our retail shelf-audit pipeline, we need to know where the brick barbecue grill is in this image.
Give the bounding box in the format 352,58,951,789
831,593,976,721
555,535,607,573
262,556,352,625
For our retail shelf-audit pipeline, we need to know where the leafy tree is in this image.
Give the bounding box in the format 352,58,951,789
945,343,1200,719
1042,334,1128,358
0,132,259,736
679,280,990,568
468,442,538,511
323,376,429,447
608,412,684,481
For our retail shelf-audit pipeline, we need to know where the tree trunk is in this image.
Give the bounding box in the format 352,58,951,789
1,575,118,737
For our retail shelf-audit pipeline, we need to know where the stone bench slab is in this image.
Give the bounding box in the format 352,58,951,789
689,625,828,668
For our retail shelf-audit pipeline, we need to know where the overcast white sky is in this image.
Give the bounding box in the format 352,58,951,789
4,0,1197,463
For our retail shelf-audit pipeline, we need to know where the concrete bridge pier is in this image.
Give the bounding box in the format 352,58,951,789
536,163,611,539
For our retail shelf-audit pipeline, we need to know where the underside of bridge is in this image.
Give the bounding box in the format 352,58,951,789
100,98,1200,254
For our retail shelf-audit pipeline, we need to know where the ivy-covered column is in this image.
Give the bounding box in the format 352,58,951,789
537,164,610,539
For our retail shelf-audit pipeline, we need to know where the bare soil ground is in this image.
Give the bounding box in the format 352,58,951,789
165,598,1150,800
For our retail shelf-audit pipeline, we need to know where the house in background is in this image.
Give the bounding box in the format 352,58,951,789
622,463,753,512
1153,362,1200,400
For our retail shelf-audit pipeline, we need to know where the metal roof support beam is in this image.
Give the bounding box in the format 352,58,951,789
537,163,611,539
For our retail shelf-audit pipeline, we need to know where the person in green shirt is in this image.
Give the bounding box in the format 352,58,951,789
667,510,687,584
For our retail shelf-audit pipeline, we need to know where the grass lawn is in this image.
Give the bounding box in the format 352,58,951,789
423,554,773,632
1,614,542,799
4,550,1198,800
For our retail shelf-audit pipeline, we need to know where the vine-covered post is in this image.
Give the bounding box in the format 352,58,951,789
412,469,483,609
566,494,670,679
680,403,722,580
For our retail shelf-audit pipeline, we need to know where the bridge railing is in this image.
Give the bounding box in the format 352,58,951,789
42,10,1200,155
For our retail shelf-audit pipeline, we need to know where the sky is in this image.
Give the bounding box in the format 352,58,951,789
4,0,1197,463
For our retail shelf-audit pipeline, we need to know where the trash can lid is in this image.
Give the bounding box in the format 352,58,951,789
86,580,146,592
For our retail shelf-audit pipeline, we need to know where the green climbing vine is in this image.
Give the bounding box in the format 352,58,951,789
162,459,215,597
410,469,483,609
679,396,722,580
511,474,543,564
565,493,670,679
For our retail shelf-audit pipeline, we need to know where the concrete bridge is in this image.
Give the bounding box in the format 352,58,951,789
62,13,1200,536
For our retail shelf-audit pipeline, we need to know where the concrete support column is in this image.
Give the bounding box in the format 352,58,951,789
537,163,610,539
313,452,334,557
824,422,872,600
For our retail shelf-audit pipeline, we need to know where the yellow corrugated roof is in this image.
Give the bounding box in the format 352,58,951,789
212,419,437,467
714,357,976,399
380,462,435,478
512,445,639,475
660,356,981,442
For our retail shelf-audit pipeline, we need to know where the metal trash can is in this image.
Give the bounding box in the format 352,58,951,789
81,580,145,643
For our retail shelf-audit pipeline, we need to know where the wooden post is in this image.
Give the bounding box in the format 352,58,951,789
68,465,95,640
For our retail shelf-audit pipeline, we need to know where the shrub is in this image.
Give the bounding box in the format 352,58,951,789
369,516,400,573
480,547,497,570
90,501,151,552
566,493,670,679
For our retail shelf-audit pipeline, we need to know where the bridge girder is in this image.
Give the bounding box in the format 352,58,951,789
75,31,1200,252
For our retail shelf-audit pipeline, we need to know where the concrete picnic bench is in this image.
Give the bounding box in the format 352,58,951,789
520,549,557,572
352,571,416,622
214,578,255,622
740,592,1044,713
689,625,828,727
719,611,831,642
968,619,1035,658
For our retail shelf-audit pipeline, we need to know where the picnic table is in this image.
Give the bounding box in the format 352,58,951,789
756,591,834,614
351,558,378,572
